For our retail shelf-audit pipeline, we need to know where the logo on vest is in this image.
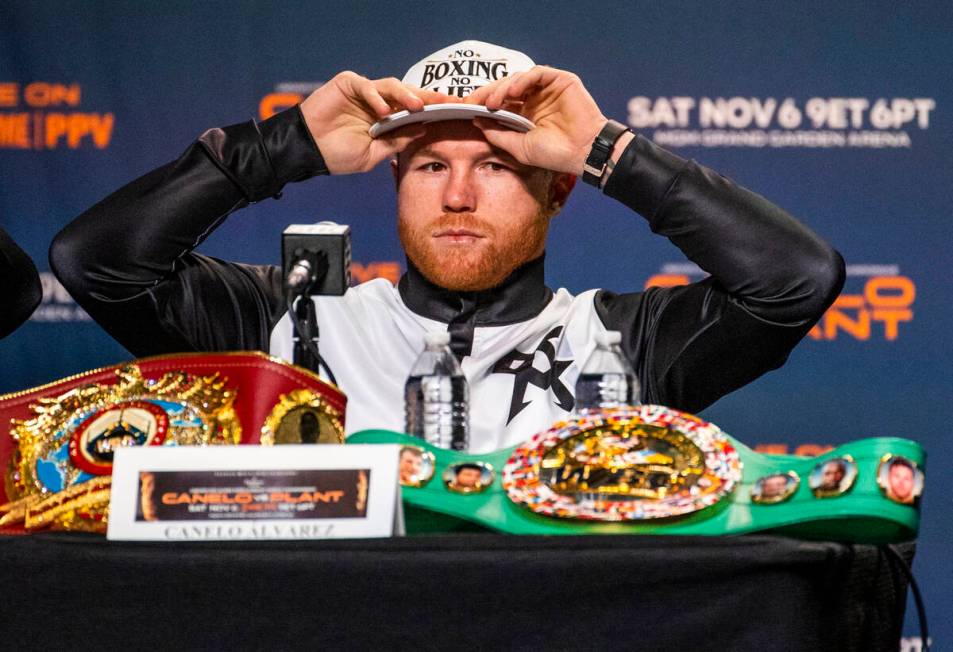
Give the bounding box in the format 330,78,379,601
492,326,573,424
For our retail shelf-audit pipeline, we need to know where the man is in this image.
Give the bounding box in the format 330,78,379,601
398,446,424,485
818,459,846,492
758,474,792,501
50,41,844,454
885,459,917,504
449,464,485,492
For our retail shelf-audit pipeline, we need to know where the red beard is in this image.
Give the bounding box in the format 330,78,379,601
398,211,549,291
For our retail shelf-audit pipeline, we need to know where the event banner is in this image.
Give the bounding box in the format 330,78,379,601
134,469,369,522
1,3,950,647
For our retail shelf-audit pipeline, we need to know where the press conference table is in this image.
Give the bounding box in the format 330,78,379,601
0,532,911,651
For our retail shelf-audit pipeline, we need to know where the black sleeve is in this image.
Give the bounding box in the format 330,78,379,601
595,135,845,413
49,106,328,357
0,226,42,339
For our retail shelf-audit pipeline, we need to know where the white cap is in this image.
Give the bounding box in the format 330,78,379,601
595,331,623,347
369,40,536,138
424,331,451,347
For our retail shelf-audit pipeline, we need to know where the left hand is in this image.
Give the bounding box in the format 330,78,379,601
464,66,608,175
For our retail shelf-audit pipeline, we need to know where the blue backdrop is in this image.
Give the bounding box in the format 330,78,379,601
1,2,950,646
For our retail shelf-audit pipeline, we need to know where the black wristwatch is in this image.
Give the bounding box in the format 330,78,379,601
582,119,630,187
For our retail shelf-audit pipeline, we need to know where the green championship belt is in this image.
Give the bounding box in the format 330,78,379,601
349,405,924,544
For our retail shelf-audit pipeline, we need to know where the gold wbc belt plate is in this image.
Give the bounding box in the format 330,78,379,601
503,405,741,520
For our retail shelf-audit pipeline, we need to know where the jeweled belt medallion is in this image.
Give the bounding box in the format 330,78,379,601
502,405,742,521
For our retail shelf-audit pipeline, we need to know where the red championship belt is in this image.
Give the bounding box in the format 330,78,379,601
0,351,345,534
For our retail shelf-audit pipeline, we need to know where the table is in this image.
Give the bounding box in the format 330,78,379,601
0,533,913,651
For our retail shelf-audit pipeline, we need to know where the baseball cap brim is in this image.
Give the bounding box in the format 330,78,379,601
369,103,534,138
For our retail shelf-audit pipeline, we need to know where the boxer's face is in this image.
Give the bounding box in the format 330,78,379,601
394,121,566,291
821,462,844,488
888,464,915,500
455,467,482,488
761,475,788,498
399,450,422,482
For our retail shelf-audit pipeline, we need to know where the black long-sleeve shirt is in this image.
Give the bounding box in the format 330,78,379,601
1,226,42,339
50,106,844,446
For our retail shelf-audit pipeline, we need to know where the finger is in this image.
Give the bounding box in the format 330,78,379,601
381,123,428,149
485,73,523,110
464,79,503,106
334,72,394,118
472,117,528,164
390,122,428,140
374,81,454,112
405,84,458,105
371,123,428,161
496,98,527,113
465,75,518,110
351,78,394,118
504,66,559,100
373,77,425,112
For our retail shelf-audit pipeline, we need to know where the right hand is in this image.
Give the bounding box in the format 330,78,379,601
299,71,450,175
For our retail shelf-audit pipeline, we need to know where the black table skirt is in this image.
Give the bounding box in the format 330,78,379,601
0,533,912,651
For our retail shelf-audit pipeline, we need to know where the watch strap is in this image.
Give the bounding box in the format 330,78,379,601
582,119,629,187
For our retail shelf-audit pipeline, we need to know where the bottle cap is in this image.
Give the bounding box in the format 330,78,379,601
424,331,451,347
595,330,622,347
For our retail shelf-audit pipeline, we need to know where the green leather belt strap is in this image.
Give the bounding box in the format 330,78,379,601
349,413,923,544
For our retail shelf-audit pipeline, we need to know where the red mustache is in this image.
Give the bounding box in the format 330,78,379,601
429,213,495,238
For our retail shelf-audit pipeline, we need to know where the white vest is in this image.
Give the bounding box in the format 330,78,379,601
269,279,608,453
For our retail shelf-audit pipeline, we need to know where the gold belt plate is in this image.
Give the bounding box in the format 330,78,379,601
502,405,742,521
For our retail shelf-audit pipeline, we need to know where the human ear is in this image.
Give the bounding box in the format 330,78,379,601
548,173,577,216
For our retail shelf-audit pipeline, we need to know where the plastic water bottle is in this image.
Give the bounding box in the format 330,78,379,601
574,330,641,412
404,331,469,451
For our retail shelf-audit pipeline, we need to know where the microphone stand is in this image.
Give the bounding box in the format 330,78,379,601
283,241,342,386
292,291,321,373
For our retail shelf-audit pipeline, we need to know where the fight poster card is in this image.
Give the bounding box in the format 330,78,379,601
108,445,402,541
135,469,370,521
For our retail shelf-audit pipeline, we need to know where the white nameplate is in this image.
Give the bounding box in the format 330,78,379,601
107,445,402,541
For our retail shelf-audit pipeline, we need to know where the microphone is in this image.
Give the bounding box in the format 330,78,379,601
284,249,327,295
281,222,351,384
281,222,351,296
